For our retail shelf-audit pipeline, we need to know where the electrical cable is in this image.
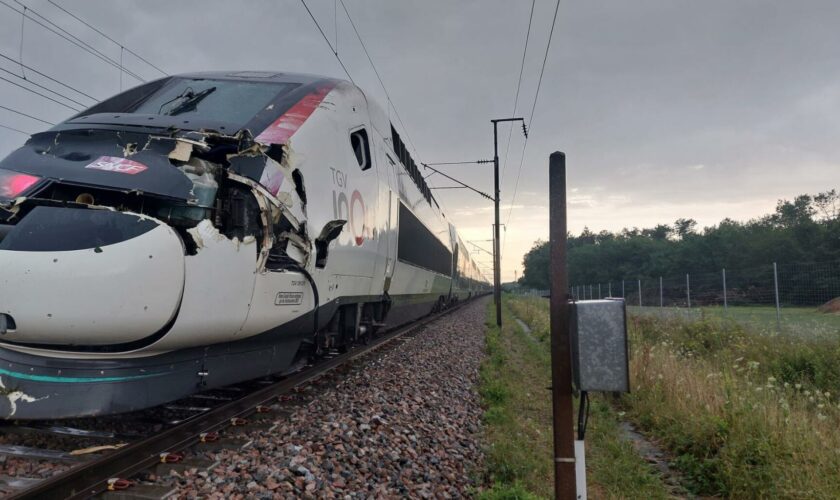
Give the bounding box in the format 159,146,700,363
577,390,589,440
0,104,55,125
424,160,492,166
0,51,99,101
0,66,88,108
299,0,354,84
0,122,31,135
0,74,81,112
338,0,422,163
18,4,26,79
503,0,561,253
0,0,145,83
500,0,535,181
46,0,168,76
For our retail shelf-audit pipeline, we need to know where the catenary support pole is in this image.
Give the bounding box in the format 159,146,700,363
773,262,781,331
608,281,612,297
492,126,501,326
549,151,577,499
686,273,691,308
622,280,625,298
598,283,601,299
722,268,728,310
638,279,642,307
491,117,524,326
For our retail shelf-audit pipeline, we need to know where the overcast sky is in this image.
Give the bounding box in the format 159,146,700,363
1,0,838,281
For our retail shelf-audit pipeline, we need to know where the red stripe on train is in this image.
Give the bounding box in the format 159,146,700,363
255,83,336,145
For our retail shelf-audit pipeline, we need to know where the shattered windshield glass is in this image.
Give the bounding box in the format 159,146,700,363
125,78,295,127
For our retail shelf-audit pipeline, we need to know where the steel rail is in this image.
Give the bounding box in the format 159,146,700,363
7,300,473,500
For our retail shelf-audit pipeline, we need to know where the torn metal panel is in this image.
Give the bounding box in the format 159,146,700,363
2,129,196,200
224,170,310,270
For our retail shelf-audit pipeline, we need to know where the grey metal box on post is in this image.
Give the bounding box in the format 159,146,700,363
569,299,630,392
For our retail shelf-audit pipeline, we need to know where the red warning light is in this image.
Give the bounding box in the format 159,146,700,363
0,169,40,199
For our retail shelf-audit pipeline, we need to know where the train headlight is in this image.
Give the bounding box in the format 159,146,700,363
0,168,40,200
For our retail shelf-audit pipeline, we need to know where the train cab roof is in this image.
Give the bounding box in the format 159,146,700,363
54,71,344,135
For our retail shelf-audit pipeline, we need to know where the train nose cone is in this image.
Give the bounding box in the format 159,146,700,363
0,206,185,347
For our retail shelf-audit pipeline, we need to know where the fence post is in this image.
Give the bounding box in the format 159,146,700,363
638,279,642,307
659,276,663,308
598,283,602,299
622,280,625,298
773,262,781,331
722,268,727,310
686,273,691,308
589,284,593,300
608,281,612,297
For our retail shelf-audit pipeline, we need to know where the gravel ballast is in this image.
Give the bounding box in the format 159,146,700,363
172,298,490,498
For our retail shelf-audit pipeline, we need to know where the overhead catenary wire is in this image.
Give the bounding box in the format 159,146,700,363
0,66,88,108
12,0,145,82
0,122,32,136
0,0,146,83
0,104,55,125
299,0,354,84
46,0,168,76
0,50,99,101
332,0,454,220
500,0,535,182
503,0,561,253
0,74,81,112
338,0,422,163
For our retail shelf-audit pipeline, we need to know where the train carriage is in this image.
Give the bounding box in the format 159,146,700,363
0,71,489,419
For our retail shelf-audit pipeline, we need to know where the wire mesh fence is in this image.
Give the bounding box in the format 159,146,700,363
568,261,840,335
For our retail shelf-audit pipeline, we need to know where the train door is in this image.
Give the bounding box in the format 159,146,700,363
370,134,398,295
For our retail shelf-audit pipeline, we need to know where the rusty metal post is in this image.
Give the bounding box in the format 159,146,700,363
549,151,576,499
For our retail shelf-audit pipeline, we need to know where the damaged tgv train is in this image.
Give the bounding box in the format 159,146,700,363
0,71,489,419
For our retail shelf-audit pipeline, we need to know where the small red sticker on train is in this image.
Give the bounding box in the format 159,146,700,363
85,156,148,175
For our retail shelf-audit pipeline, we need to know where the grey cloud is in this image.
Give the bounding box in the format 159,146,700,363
1,0,837,280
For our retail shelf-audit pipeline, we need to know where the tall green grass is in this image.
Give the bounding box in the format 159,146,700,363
626,313,840,497
481,297,669,499
507,295,840,498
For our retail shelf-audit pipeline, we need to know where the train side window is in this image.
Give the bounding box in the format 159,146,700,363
350,128,371,171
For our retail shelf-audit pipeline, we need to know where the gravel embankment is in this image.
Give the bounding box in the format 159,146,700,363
171,298,489,499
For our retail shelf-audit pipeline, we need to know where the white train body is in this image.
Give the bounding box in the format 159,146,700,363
0,72,488,418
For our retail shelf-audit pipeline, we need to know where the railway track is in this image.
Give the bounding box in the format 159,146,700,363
1,301,468,500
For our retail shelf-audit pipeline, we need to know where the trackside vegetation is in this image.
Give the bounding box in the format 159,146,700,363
479,297,669,499
501,295,840,498
625,312,840,497
519,189,839,292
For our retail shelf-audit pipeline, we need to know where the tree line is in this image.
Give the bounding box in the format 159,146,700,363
520,190,840,290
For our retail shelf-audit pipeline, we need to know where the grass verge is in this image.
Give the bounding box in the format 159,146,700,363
625,313,840,498
629,304,840,338
508,295,840,498
479,296,669,499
